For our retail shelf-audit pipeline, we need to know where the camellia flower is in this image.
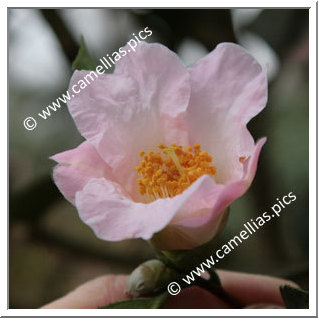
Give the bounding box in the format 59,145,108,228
51,42,267,251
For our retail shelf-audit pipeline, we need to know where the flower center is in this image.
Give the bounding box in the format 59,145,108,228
136,143,216,202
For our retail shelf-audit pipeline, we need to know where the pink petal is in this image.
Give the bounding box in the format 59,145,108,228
75,172,228,243
187,42,268,184
51,141,111,203
67,42,191,198
73,139,265,250
154,138,266,250
75,178,187,241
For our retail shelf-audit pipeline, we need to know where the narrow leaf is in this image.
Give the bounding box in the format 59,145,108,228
206,265,222,287
72,36,96,71
280,285,309,309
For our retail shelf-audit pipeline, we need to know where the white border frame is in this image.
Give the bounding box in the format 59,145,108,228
3,1,316,316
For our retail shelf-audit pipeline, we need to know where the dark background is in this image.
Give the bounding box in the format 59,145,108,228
9,8,309,308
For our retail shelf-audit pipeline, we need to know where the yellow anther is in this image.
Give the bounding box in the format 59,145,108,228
155,169,163,176
210,166,216,174
186,146,192,153
157,143,166,149
239,156,246,163
193,143,201,154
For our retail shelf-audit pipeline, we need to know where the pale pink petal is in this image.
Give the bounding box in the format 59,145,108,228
51,141,112,203
187,42,268,184
67,43,191,198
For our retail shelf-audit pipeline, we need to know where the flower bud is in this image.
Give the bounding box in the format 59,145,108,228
127,259,175,297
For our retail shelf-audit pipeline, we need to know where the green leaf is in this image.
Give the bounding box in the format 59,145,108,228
72,36,96,71
99,292,169,309
280,285,309,309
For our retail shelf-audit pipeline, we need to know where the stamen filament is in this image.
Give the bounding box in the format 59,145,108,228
163,147,184,176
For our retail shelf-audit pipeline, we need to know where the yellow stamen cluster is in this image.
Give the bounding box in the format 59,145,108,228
135,143,216,202
239,156,246,164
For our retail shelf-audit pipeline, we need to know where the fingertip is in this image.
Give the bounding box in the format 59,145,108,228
41,274,129,309
217,269,299,307
164,286,232,309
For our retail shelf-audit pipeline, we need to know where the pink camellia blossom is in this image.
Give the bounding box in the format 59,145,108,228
51,42,267,251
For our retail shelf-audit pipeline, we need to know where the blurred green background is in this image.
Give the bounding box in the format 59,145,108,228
9,8,309,308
